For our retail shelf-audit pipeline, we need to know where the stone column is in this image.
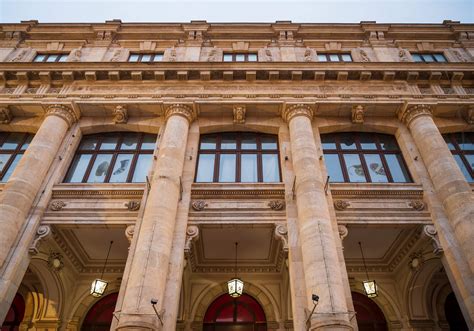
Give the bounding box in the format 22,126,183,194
0,104,78,270
283,104,352,330
398,104,474,325
116,104,196,330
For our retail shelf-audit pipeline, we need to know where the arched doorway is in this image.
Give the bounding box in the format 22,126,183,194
1,293,25,331
203,293,267,331
444,292,468,331
352,292,388,331
81,292,118,331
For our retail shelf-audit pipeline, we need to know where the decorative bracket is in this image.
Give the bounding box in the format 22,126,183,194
29,225,51,255
274,224,289,254
184,225,199,255
125,225,135,247
423,225,443,255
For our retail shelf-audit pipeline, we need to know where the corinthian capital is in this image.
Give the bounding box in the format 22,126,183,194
164,104,197,124
45,104,79,128
282,104,314,123
398,104,433,126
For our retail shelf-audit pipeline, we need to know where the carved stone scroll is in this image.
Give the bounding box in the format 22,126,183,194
408,200,425,211
268,200,285,211
423,225,443,255
113,105,128,124
184,226,199,254
125,225,135,246
274,224,288,254
29,225,51,255
338,225,348,241
125,200,141,211
50,200,66,211
191,200,208,211
334,200,350,211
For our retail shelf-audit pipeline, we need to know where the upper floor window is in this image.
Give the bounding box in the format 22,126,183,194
64,132,156,183
317,53,352,62
195,132,280,183
33,53,68,62
128,53,163,62
412,53,447,63
0,132,33,182
322,132,411,183
223,53,258,62
444,132,473,182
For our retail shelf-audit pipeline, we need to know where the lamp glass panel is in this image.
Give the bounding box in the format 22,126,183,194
90,279,108,297
363,280,377,298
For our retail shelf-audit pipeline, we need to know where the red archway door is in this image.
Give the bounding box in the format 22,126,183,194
81,292,118,331
1,294,25,331
203,294,267,331
352,292,388,331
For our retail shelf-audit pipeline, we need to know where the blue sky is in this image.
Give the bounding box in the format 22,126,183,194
1,0,473,23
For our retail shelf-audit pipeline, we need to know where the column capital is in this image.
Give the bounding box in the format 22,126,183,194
282,103,314,123
164,103,197,124
398,104,433,126
45,104,79,128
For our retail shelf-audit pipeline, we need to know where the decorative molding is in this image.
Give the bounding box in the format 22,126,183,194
408,200,425,211
423,225,443,255
52,187,144,199
47,251,65,271
338,224,348,241
125,225,135,246
29,225,51,255
464,106,474,124
125,200,140,211
268,200,285,210
113,105,128,124
274,224,288,254
351,105,365,124
282,103,314,123
398,104,433,126
45,104,79,128
334,200,350,211
191,188,285,199
331,188,423,198
233,105,246,124
0,106,12,124
50,200,66,211
184,225,199,270
191,200,208,211
164,103,196,123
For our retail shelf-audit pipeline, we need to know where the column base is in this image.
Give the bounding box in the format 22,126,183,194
115,314,162,331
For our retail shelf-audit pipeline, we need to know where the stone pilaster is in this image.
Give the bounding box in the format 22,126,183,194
283,104,353,330
116,104,196,330
399,104,474,326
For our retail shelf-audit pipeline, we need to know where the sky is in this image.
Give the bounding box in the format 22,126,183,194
0,0,473,23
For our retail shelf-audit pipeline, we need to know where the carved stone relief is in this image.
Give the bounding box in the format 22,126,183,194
268,200,285,211
274,224,288,253
10,49,28,62
351,105,365,124
50,200,66,211
233,105,246,124
408,200,425,211
0,107,12,124
423,225,443,255
125,200,141,211
125,225,135,246
191,200,208,211
334,200,350,211
398,49,410,62
113,105,128,124
68,48,82,62
29,225,51,255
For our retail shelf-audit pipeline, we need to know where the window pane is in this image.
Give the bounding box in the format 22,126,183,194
464,154,474,172
80,136,98,150
200,136,217,149
457,135,474,150
343,154,366,182
58,54,68,62
340,133,357,150
444,136,455,150
241,154,258,182
218,154,236,182
87,154,113,183
132,154,153,182
318,54,327,62
1,154,22,182
1,133,25,150
324,154,344,182
196,154,215,182
434,54,446,62
262,154,280,182
453,155,472,182
99,136,119,150
321,135,337,149
236,54,245,62
0,154,12,173
422,54,435,62
223,54,233,62
129,54,139,62
20,135,33,150
109,154,133,182
379,135,399,150
412,54,423,62
221,135,236,149
34,55,46,62
247,54,258,62
342,54,352,62
121,134,139,150
154,54,163,61
64,154,92,183
261,136,277,150
46,55,58,62
329,54,339,62
385,154,410,182
359,135,377,150
141,134,156,150
141,54,152,62
364,154,388,182
241,134,257,150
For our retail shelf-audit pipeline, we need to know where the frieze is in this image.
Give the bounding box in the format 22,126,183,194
191,188,285,199
331,188,423,199
52,187,144,199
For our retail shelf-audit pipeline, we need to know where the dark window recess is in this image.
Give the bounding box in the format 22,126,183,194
411,53,447,63
317,53,352,62
321,132,412,183
128,53,164,62
223,53,258,62
33,53,68,62
64,132,156,183
0,132,33,183
443,132,474,183
195,132,281,183
441,86,456,95
418,85,432,95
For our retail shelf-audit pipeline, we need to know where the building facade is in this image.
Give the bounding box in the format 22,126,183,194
0,20,473,330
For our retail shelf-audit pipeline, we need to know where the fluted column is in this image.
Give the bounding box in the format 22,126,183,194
283,104,352,330
0,104,78,269
116,104,196,330
399,104,474,325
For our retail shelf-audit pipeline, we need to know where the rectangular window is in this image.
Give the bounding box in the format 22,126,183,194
324,154,344,182
262,154,280,182
317,53,352,62
33,53,68,62
412,53,447,63
222,53,258,62
128,53,164,62
195,154,216,182
132,154,153,183
218,154,236,182
241,154,258,182
343,154,366,182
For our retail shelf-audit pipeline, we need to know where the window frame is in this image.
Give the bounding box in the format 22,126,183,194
33,53,69,62
317,53,353,62
222,52,258,62
127,53,164,62
195,132,281,183
411,53,447,63
64,132,156,184
444,132,474,182
0,132,33,182
321,132,412,183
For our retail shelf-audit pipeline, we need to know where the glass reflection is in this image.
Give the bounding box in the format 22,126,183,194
241,154,257,182
87,155,112,183
110,154,133,182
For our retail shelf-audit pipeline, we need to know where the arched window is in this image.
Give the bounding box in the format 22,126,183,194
203,293,267,331
321,132,411,183
352,291,387,331
64,132,156,183
81,292,118,331
195,132,281,183
443,132,473,182
1,293,25,331
0,132,33,183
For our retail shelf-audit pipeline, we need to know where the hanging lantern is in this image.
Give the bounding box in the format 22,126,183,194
359,242,378,298
228,242,244,298
90,240,114,298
